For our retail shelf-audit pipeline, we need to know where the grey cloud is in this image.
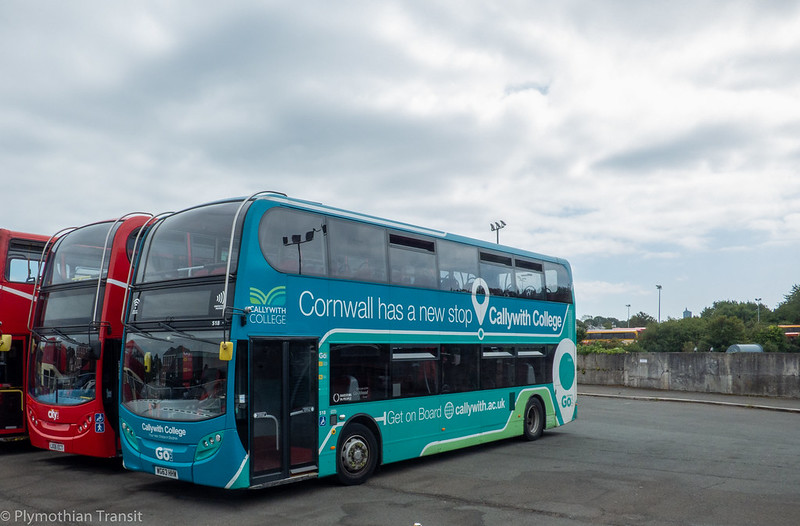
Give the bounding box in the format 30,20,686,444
594,124,753,173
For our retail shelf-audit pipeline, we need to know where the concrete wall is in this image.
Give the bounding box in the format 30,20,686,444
577,353,800,398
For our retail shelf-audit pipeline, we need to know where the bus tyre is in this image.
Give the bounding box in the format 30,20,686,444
523,397,545,441
336,423,378,485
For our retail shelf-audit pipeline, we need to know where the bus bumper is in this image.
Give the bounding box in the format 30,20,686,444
120,418,249,489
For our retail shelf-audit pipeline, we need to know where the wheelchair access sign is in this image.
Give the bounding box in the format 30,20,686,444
95,413,105,433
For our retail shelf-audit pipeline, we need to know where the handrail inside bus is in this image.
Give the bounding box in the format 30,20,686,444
220,191,287,328
119,212,174,325
27,226,77,333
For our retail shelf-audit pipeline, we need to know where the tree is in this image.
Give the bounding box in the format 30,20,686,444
751,325,788,353
576,323,587,344
628,311,656,327
774,284,800,323
580,283,800,354
582,315,623,329
705,315,746,352
638,317,707,353
701,300,771,327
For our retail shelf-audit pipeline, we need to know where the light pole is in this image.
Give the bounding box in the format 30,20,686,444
626,304,631,328
656,285,662,323
755,297,762,324
490,220,506,244
282,226,325,275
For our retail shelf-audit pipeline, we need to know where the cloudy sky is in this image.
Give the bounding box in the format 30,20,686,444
3,1,800,321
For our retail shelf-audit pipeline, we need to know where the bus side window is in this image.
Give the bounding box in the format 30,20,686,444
7,240,45,283
329,344,389,404
328,219,387,282
332,375,360,402
544,262,573,304
480,252,516,296
391,345,439,398
516,346,546,386
481,346,515,389
515,259,546,300
437,241,478,292
441,345,479,393
388,234,437,289
259,208,328,277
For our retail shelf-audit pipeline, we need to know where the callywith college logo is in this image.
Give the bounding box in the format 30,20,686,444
250,286,286,306
247,286,287,325
471,277,565,338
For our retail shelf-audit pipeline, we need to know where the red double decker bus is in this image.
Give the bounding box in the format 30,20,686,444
27,214,151,457
0,229,47,441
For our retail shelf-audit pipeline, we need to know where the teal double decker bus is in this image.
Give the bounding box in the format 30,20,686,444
119,192,577,489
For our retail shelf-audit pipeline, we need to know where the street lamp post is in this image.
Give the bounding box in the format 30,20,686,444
282,226,325,275
656,285,662,323
626,304,631,328
490,220,506,244
755,297,762,324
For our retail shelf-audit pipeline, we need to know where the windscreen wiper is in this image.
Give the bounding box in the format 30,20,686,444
157,321,219,346
123,323,172,343
50,328,86,347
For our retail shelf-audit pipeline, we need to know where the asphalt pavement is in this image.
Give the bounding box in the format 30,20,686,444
579,383,800,413
3,384,798,525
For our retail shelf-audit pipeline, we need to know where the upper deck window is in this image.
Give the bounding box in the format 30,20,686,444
388,234,437,289
259,208,327,277
515,258,546,300
256,205,573,304
479,252,516,296
544,261,573,304
6,240,45,283
328,218,387,282
137,202,241,283
437,240,478,292
45,223,115,286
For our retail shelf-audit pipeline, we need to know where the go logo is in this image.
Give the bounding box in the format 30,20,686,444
552,338,577,423
155,447,174,462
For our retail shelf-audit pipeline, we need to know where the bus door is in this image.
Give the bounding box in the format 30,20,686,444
250,339,318,483
0,339,25,433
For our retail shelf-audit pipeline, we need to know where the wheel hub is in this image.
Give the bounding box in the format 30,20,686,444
342,437,368,471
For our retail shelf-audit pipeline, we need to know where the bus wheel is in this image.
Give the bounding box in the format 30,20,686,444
523,397,544,441
337,423,378,485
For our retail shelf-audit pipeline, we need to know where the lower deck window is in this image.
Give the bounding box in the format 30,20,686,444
391,345,439,398
441,345,479,393
329,344,390,404
481,347,515,389
329,342,557,405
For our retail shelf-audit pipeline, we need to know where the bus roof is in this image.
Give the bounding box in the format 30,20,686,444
0,229,49,242
179,192,572,268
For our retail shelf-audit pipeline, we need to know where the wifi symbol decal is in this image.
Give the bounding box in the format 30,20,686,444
250,286,286,306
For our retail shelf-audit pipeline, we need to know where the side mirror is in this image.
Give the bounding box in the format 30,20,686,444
0,334,11,352
144,352,152,373
219,342,233,361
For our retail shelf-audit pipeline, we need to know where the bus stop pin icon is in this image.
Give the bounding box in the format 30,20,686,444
472,278,490,339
